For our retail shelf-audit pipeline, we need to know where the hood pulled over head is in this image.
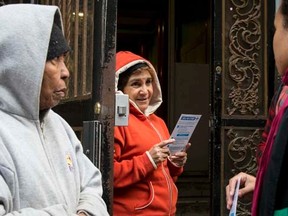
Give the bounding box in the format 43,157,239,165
0,4,66,120
46,23,70,61
115,51,162,116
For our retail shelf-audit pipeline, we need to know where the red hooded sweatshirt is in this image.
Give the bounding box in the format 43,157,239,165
114,51,183,215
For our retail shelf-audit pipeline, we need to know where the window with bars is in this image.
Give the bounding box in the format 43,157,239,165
41,0,95,101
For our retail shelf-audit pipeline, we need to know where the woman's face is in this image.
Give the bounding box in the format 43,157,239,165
273,8,288,76
40,55,70,110
123,69,153,113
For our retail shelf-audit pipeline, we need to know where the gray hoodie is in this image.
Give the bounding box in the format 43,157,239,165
0,4,109,216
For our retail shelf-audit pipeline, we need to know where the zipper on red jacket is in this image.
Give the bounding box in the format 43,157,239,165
146,116,173,215
161,162,173,215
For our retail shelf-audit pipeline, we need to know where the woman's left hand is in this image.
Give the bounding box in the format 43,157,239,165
168,143,191,167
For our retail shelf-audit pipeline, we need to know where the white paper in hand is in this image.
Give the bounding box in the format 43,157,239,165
229,177,241,216
168,114,201,155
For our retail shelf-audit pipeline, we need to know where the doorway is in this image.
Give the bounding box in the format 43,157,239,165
116,0,211,215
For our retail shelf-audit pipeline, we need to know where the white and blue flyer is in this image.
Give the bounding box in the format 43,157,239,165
168,114,201,155
229,177,241,216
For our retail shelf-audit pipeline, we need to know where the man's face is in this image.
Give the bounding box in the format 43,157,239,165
40,55,70,110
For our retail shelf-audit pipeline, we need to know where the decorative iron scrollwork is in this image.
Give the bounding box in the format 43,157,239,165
226,127,260,215
227,128,259,174
226,0,262,116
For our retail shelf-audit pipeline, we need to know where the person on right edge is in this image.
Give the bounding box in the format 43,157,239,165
226,0,288,215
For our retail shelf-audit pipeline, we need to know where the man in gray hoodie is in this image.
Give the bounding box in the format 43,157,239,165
0,4,109,216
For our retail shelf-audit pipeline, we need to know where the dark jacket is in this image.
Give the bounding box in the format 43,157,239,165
253,83,288,215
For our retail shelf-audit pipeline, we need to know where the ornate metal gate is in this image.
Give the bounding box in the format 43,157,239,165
212,0,276,215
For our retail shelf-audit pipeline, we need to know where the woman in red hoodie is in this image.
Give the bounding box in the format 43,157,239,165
114,51,189,215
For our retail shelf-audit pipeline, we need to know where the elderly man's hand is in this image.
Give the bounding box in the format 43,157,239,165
77,210,90,216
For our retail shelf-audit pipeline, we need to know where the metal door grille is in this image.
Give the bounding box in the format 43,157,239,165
40,0,94,101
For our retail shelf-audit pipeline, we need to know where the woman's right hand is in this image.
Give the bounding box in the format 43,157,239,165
225,172,256,210
148,139,174,165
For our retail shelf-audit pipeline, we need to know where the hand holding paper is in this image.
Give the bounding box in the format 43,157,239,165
148,139,174,165
168,143,190,167
229,177,241,216
168,114,201,155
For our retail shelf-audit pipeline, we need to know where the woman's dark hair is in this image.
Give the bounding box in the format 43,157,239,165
281,0,288,28
117,63,148,91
